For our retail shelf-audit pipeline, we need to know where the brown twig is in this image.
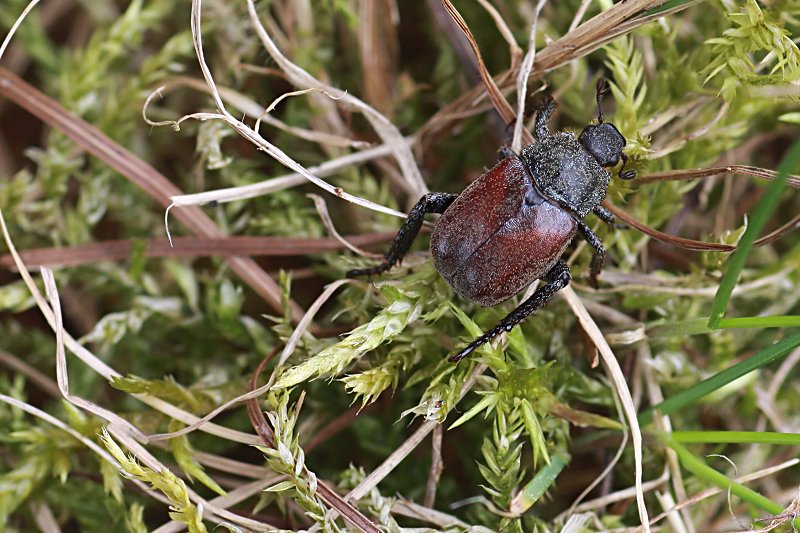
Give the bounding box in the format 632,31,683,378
0,233,398,269
635,165,800,189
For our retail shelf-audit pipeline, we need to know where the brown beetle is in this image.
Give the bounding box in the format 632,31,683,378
348,80,635,362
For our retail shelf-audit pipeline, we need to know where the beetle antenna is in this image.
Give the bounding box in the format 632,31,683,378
595,78,610,124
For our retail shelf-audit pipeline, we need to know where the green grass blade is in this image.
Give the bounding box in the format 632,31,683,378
670,431,800,445
649,316,800,338
509,454,568,515
719,316,800,329
639,332,800,426
669,440,789,522
708,138,800,328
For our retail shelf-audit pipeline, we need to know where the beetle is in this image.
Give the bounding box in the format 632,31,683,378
348,79,635,362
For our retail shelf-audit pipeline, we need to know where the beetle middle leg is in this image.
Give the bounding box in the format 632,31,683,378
448,260,572,362
576,220,606,287
593,204,629,231
593,205,615,226
347,192,458,277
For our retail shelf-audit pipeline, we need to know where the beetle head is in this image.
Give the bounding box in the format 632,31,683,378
579,122,624,166
579,123,635,179
579,78,636,179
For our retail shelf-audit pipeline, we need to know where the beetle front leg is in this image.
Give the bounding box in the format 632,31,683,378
576,220,606,287
533,96,557,140
448,260,571,362
347,192,458,277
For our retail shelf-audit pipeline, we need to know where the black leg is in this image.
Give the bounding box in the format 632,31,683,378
576,220,606,287
498,146,515,161
595,78,610,124
592,205,628,229
533,96,557,140
593,205,615,225
448,260,571,362
594,204,627,230
347,192,458,277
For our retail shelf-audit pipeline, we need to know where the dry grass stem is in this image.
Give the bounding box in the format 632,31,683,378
0,0,40,60
511,0,548,154
308,194,380,258
0,348,61,398
596,268,791,296
560,286,651,532
345,363,488,502
0,233,396,269
151,477,279,533
0,67,299,320
169,137,412,208
476,0,523,69
276,279,352,369
244,0,427,199
29,501,61,533
424,424,444,508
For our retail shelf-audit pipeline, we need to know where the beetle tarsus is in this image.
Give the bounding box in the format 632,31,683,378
449,261,572,363
533,96,557,140
346,262,394,278
576,221,606,288
595,78,610,123
348,192,457,278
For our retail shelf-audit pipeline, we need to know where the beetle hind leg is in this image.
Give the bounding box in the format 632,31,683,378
347,192,458,278
448,261,571,363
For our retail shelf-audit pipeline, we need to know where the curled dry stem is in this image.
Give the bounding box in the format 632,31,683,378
244,0,427,199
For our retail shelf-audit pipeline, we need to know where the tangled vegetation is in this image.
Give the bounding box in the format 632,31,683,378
1,0,799,531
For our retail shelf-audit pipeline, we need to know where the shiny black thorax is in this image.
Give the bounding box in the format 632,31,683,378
520,132,610,218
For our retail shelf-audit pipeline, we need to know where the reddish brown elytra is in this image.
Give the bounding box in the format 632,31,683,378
348,79,635,362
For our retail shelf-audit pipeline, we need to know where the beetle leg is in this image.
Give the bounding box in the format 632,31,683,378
595,78,610,124
346,192,458,277
448,261,571,362
593,205,615,225
593,205,627,231
576,220,606,287
498,146,516,161
533,96,557,140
